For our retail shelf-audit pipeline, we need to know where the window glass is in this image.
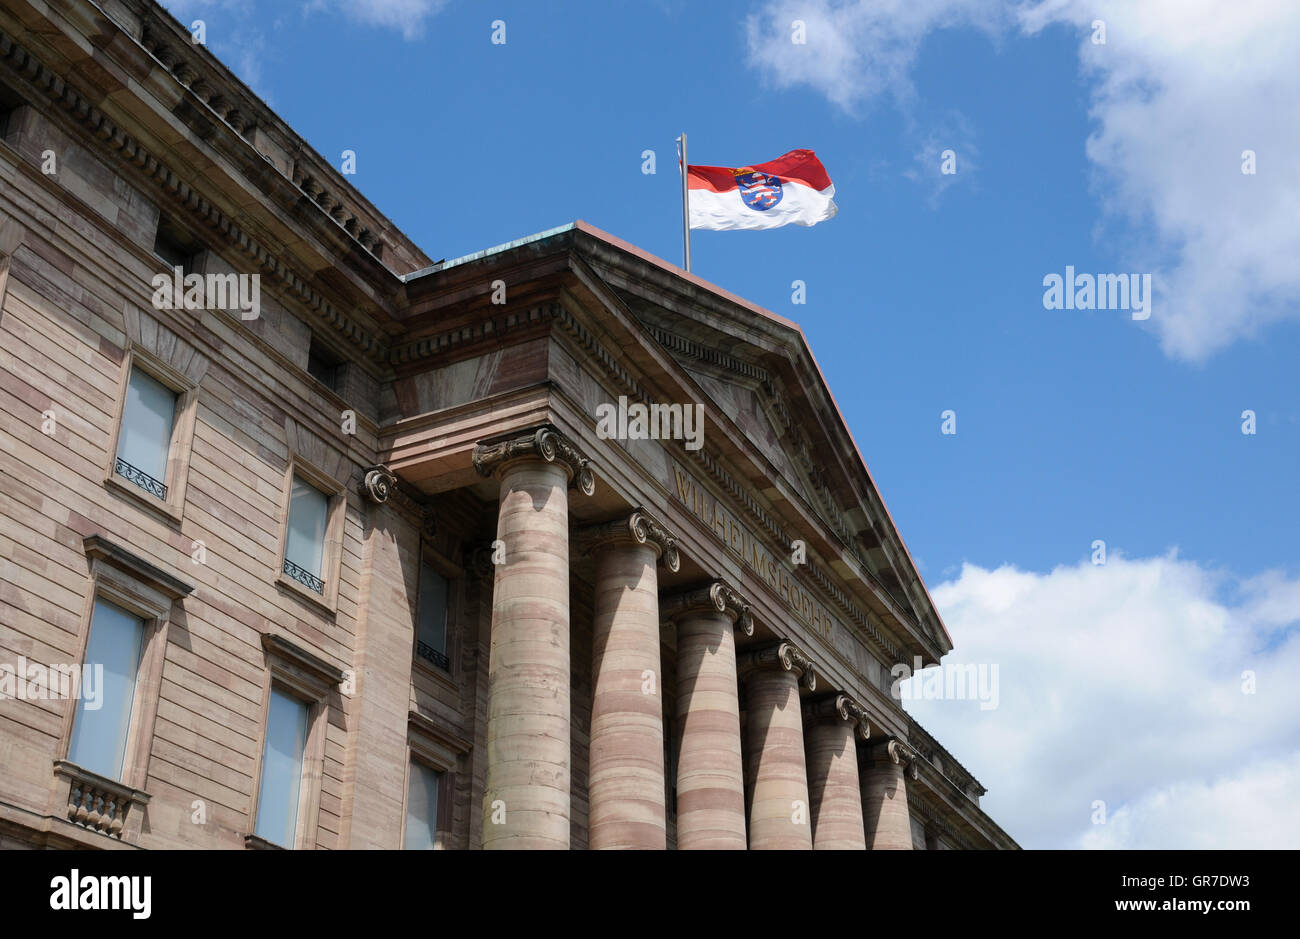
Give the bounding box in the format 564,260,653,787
416,560,448,662
404,761,442,850
285,477,328,581
68,599,144,781
117,367,176,488
254,687,308,847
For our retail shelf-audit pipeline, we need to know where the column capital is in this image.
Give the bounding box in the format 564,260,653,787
661,580,754,636
803,693,871,741
579,507,681,572
361,464,397,503
472,424,596,496
737,641,816,691
863,737,920,779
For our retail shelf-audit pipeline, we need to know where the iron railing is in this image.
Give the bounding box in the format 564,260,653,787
114,457,167,499
283,557,324,594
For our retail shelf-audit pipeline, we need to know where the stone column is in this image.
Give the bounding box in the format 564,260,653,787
860,738,919,850
739,641,817,850
473,426,595,849
803,694,870,850
662,581,753,850
584,509,680,850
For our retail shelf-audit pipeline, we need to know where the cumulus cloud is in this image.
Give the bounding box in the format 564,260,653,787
746,0,1300,361
745,0,1010,112
901,553,1300,848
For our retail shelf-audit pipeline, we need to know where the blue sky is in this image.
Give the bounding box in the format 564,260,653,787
164,0,1300,849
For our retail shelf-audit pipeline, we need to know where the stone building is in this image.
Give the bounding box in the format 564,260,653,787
0,0,1016,850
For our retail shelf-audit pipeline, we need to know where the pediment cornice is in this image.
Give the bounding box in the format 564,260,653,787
0,21,393,364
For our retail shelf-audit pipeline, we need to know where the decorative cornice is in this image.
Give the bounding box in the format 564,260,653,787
407,709,473,755
472,424,596,496
390,303,563,365
908,796,979,852
135,14,394,260
908,717,986,801
660,580,754,636
0,27,389,362
738,641,817,691
82,534,194,599
803,693,871,740
580,507,680,572
259,632,347,686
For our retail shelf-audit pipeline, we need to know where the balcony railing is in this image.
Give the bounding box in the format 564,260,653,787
114,457,167,499
52,761,150,841
417,640,449,671
283,557,324,594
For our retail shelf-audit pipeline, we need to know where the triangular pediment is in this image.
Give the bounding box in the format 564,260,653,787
610,288,929,636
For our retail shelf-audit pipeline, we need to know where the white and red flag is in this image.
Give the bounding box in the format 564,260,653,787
685,149,837,231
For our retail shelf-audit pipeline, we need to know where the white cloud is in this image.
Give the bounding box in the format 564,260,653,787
1079,753,1300,849
163,0,446,42
326,0,449,40
901,112,979,207
903,553,1300,848
746,0,1300,361
745,0,1009,112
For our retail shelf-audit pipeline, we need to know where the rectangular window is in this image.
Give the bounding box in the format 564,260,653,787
254,687,309,848
153,219,197,272
67,599,145,781
404,761,442,850
307,337,342,393
0,83,24,142
283,476,328,593
415,556,449,670
114,367,177,499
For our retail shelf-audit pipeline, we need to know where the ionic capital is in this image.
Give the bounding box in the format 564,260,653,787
864,737,920,779
661,579,754,636
803,693,871,740
580,507,681,572
738,641,817,691
361,464,397,503
472,424,596,496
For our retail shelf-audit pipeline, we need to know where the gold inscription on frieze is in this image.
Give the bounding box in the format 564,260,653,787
670,461,837,642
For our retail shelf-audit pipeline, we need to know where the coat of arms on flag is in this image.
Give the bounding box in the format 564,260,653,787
684,149,837,231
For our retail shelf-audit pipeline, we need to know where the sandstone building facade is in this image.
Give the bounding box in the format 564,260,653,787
0,0,1016,850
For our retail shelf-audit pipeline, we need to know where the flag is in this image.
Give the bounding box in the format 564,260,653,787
685,149,837,231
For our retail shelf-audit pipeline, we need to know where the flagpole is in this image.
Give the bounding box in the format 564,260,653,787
677,132,691,272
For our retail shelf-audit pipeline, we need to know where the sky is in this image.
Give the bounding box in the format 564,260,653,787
161,0,1300,849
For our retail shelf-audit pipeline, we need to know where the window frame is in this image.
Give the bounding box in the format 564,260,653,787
246,633,342,850
103,345,199,523
274,459,346,614
401,757,447,851
402,710,469,850
60,536,194,791
410,539,460,682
